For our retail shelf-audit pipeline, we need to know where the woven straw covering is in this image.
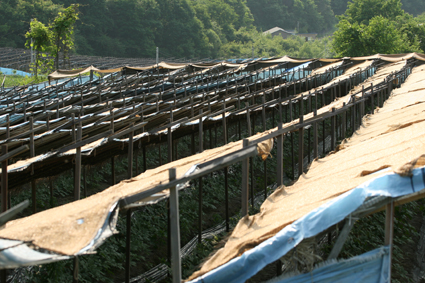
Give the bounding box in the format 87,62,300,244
0,133,273,255
187,65,425,280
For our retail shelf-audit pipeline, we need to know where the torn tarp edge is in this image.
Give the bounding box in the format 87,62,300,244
188,166,425,283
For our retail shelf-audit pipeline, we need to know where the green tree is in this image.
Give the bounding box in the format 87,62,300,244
25,19,52,77
246,0,335,34
330,0,350,15
220,29,333,59
342,0,403,25
0,0,61,48
103,0,159,58
332,0,423,56
50,4,79,69
155,0,210,58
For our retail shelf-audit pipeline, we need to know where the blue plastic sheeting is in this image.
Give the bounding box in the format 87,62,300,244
188,167,425,283
270,246,390,283
0,67,32,77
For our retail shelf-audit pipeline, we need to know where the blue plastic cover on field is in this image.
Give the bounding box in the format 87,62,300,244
268,246,390,283
269,246,390,283
0,67,32,77
188,167,425,283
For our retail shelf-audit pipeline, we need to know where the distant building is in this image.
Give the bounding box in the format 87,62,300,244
263,27,317,41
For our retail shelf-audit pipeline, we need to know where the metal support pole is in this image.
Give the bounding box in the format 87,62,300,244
169,168,181,283
241,139,250,216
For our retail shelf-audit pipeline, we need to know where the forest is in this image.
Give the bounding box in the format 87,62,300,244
1,0,425,60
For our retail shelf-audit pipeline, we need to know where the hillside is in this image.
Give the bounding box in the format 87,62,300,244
1,0,425,60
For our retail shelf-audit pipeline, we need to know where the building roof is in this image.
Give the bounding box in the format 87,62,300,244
263,27,295,35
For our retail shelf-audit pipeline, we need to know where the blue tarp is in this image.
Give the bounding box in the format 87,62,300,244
188,167,425,283
0,67,32,77
270,246,390,283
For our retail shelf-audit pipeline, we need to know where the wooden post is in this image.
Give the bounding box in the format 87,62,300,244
111,156,115,186
30,117,37,213
342,103,346,139
276,124,283,186
361,86,365,124
322,118,326,155
5,115,9,139
331,108,336,150
29,117,35,157
71,113,76,142
198,175,203,244
49,177,54,208
143,145,147,172
1,145,8,213
128,125,134,179
349,102,354,134
73,257,79,283
46,114,50,131
169,168,181,283
246,102,251,137
385,201,394,279
370,83,374,114
198,109,203,153
135,149,139,176
298,115,304,177
241,139,250,216
224,167,229,232
125,209,132,283
313,109,318,159
262,96,267,199
222,105,230,231
83,166,87,198
74,125,82,201
168,112,173,163
222,106,227,145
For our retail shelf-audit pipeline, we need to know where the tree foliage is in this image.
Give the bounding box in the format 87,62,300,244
25,19,52,77
4,0,425,60
332,0,425,56
246,0,336,34
0,0,62,48
50,4,79,69
220,29,333,58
